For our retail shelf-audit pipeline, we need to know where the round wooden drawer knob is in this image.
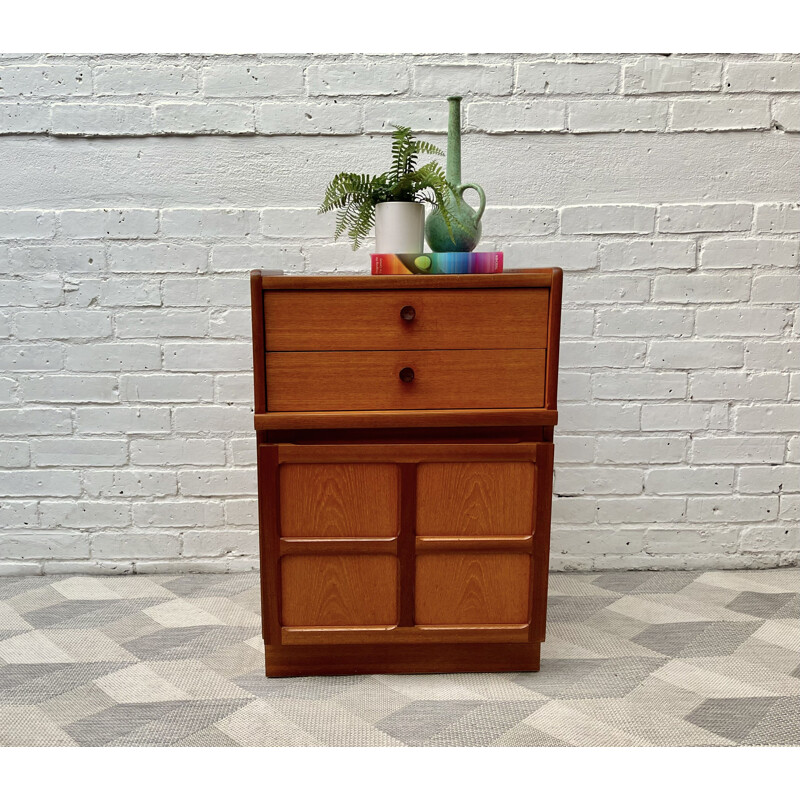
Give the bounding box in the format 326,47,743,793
399,367,415,383
400,305,416,322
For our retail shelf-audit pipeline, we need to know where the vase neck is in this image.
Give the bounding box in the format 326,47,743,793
446,96,462,185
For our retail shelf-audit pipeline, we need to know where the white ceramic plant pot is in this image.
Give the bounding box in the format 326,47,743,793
374,202,425,253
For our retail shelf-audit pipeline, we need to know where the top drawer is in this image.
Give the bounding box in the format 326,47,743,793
264,288,549,352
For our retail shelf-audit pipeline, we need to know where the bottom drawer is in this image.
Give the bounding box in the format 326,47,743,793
265,348,546,411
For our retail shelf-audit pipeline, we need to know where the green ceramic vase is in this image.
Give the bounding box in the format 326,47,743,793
425,96,486,253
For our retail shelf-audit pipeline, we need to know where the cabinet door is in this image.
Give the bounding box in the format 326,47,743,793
413,450,548,637
258,442,552,646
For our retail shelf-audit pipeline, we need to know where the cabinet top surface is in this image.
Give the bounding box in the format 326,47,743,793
254,269,561,291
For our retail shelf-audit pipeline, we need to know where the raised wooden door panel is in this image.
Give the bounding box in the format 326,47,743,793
417,461,536,537
260,442,551,646
412,446,543,634
279,462,399,538
266,348,546,411
280,554,398,626
415,553,531,625
264,288,550,352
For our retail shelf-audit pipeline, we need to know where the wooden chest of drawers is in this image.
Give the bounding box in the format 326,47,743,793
250,270,562,676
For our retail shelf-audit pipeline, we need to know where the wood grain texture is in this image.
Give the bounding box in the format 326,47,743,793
531,445,554,643
398,462,417,628
545,268,563,410
415,536,534,553
257,443,281,644
264,289,549,351
269,425,544,444
266,348,546,411
279,462,399,537
260,272,556,291
255,408,558,430
415,553,531,625
281,624,529,645
279,538,398,556
250,271,267,414
274,442,539,463
280,554,398,626
264,642,540,676
417,461,536,536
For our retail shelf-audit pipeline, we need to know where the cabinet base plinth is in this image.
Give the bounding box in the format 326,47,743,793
264,641,541,677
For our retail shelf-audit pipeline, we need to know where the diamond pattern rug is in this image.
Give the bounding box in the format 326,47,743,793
0,569,798,746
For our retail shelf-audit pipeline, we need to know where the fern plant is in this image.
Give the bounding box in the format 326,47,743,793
319,125,459,250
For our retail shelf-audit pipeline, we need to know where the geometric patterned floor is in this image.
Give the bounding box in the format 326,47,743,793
0,569,798,747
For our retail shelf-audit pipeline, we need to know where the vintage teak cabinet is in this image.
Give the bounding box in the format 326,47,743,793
250,269,562,677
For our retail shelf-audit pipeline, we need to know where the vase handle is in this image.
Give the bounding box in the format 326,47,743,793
457,183,486,223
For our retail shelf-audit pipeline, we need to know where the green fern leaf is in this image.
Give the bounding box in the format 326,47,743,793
320,123,453,250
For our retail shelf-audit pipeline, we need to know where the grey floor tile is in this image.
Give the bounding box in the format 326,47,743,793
375,700,482,745
334,678,412,724
740,696,800,746
678,621,764,658
200,641,266,680
546,596,616,623
160,574,258,599
510,659,606,696
0,577,49,600
591,573,653,593
175,726,242,747
100,612,165,644
625,676,706,718
630,572,699,595
632,622,712,657
267,698,403,746
38,681,117,726
0,705,79,746
23,599,160,629
22,600,112,628
233,672,366,701
65,701,190,746
0,629,28,642
734,637,800,676
0,663,64,694
122,625,254,661
227,586,262,615
584,608,651,640
562,697,735,747
726,591,796,619
773,594,800,620
108,699,252,746
491,724,572,746
685,696,780,743
556,657,669,700
0,661,124,704
4,585,68,614
425,700,547,746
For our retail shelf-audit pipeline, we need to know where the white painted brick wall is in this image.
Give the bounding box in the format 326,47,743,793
773,100,800,132
0,52,798,574
51,103,153,136
154,102,254,135
567,99,668,133
202,64,304,97
467,101,565,133
516,62,620,95
623,57,722,94
671,98,772,131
